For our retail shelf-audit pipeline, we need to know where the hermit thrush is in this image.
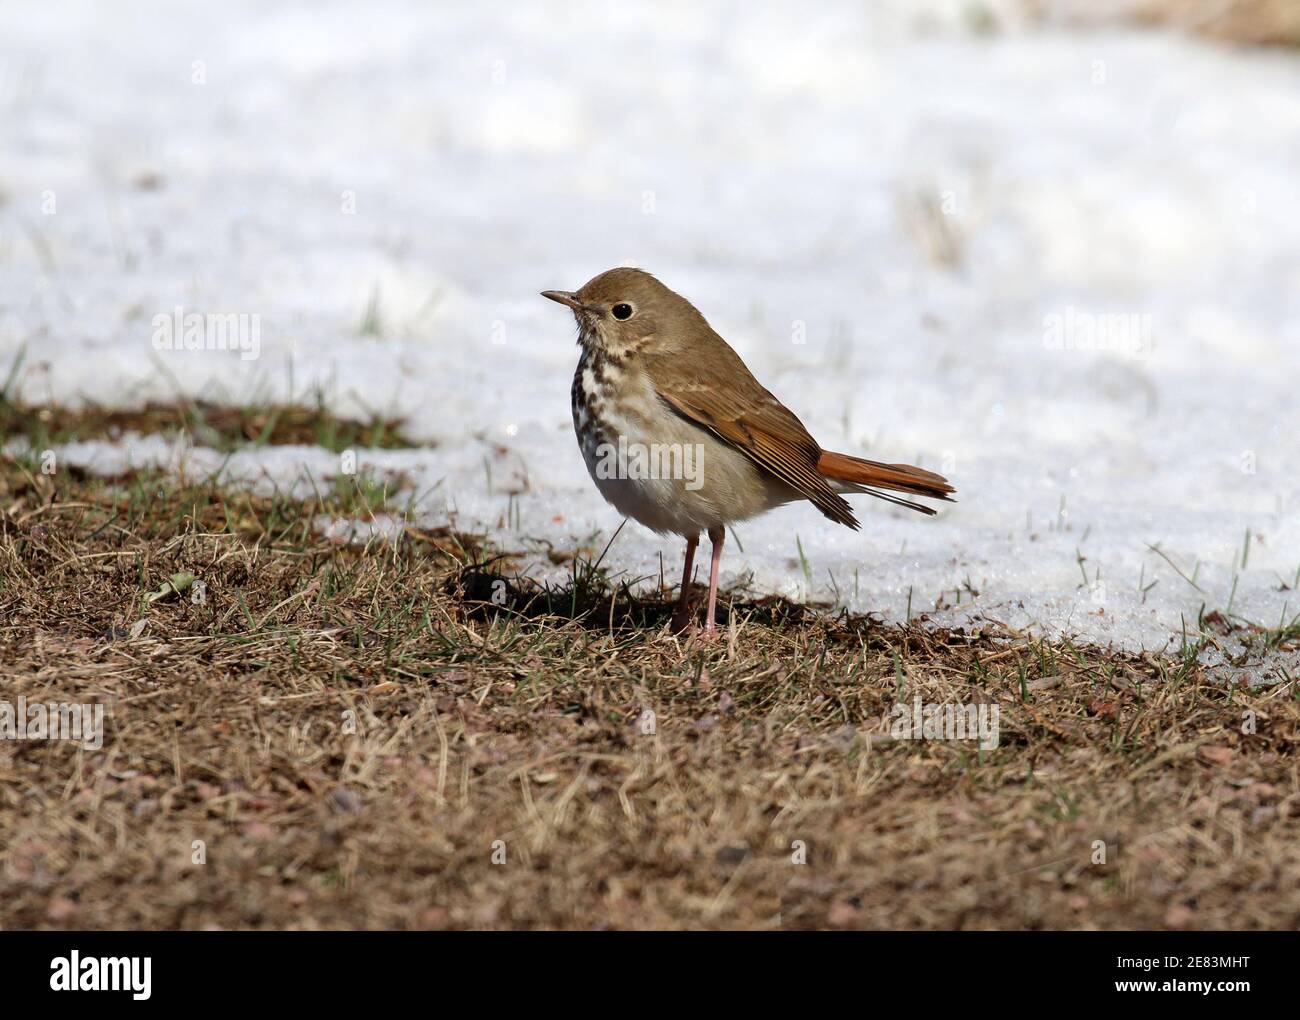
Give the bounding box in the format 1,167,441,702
542,268,954,637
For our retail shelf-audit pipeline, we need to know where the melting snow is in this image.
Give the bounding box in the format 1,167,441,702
2,1,1298,674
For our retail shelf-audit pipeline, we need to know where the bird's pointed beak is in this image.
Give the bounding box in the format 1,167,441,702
541,290,584,312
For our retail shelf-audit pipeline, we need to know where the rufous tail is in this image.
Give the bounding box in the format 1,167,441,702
817,450,956,516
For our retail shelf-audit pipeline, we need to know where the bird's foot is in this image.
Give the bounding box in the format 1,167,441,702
669,607,721,642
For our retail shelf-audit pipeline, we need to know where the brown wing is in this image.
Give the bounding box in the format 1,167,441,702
644,347,859,530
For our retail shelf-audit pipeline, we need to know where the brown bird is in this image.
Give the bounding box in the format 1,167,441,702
542,268,954,637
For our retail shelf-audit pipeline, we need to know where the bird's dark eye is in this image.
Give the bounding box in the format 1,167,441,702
612,303,633,320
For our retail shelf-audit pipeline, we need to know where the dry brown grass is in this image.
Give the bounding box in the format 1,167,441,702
2,452,1298,930
1137,0,1300,46
0,373,413,454
1024,0,1300,48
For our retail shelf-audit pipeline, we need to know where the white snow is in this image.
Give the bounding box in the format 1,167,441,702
2,1,1298,673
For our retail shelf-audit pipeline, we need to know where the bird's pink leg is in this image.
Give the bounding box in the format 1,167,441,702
703,525,725,638
670,533,698,632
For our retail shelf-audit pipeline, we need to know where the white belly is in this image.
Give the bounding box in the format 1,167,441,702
572,360,797,537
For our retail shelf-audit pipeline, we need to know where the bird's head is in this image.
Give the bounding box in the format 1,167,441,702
542,267,704,361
